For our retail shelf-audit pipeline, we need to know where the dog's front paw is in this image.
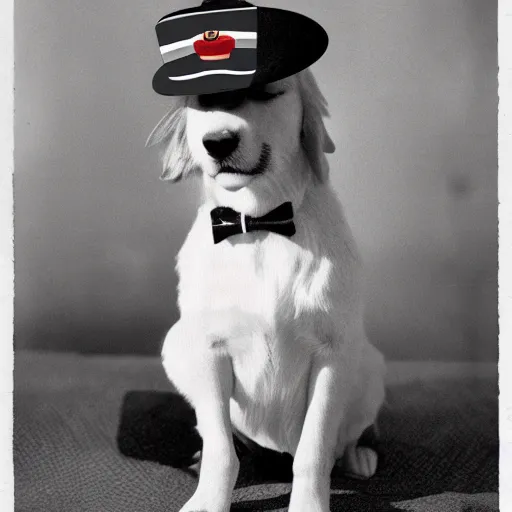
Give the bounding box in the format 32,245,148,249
288,494,329,512
288,498,328,512
179,490,230,512
288,476,330,512
179,455,239,512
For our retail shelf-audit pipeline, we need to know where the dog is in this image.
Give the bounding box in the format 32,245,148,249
147,68,386,512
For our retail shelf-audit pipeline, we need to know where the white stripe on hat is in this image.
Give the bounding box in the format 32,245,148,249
161,46,196,63
157,6,257,24
168,68,256,81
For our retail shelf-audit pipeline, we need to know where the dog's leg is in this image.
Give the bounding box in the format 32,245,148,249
334,344,385,481
162,321,239,512
288,351,349,512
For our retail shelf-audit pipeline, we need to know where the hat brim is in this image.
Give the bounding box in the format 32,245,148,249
152,6,328,96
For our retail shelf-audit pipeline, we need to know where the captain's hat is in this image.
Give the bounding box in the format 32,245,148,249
152,0,328,96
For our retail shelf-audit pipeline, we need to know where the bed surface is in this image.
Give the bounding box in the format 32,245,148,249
14,351,498,512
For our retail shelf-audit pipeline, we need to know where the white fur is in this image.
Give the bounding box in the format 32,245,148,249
148,69,386,512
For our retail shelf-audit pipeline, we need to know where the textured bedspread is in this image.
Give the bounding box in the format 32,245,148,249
14,351,498,512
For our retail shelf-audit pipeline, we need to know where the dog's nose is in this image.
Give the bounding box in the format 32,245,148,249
202,131,240,160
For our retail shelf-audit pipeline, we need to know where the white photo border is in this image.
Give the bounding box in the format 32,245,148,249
0,0,14,508
499,0,512,509
0,0,508,510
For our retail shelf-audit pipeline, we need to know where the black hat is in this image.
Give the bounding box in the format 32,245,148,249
152,0,328,96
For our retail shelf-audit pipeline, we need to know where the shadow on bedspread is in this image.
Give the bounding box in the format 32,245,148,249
116,378,498,511
14,353,498,512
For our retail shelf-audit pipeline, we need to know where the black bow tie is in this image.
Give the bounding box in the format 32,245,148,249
210,201,296,244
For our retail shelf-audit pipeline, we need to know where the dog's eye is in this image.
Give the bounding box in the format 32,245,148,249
247,89,285,102
197,90,246,110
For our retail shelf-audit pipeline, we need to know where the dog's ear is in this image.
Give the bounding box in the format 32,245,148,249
298,69,335,183
146,98,198,182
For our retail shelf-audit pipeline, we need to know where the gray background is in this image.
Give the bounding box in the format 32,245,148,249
14,0,498,360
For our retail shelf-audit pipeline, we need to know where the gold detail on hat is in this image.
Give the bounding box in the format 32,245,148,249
203,30,220,41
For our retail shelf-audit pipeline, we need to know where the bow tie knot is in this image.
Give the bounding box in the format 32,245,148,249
210,201,296,244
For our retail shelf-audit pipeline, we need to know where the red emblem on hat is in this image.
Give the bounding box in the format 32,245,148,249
194,31,236,61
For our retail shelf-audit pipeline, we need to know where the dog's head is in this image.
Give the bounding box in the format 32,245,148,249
147,69,335,215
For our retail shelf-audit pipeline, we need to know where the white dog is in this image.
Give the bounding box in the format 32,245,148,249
147,69,386,512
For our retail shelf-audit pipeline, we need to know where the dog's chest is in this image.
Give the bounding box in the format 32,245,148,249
174,203,356,454
178,229,333,325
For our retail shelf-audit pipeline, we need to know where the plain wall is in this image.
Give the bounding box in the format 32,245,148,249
14,0,498,360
